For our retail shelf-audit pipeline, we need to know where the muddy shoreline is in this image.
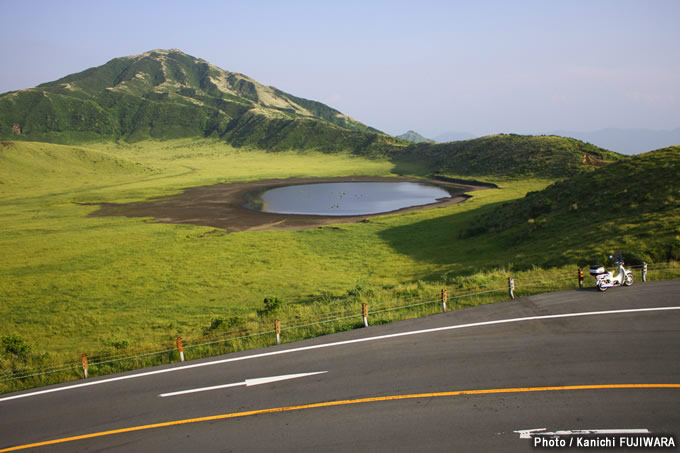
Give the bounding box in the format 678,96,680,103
87,176,491,232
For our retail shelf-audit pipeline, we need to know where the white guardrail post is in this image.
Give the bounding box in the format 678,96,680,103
508,277,515,300
176,337,185,362
81,353,88,379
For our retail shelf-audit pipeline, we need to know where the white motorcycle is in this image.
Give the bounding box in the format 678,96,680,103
589,256,634,292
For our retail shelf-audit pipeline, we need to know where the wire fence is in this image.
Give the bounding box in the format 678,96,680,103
1,261,679,391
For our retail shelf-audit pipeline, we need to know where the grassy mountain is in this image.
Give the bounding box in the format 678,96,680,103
394,133,624,178
0,49,399,153
462,145,680,264
396,130,433,143
0,49,627,172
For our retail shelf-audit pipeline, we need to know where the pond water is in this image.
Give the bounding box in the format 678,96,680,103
247,181,453,216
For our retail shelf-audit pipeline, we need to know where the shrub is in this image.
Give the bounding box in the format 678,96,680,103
257,297,283,317
203,316,246,334
2,334,31,358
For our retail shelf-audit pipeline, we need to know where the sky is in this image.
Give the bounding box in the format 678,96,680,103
1,0,679,139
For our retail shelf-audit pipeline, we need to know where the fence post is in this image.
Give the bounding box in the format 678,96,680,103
81,353,89,379
275,319,281,345
176,337,185,362
362,303,369,327
578,268,584,289
642,262,648,282
441,288,447,313
508,278,515,300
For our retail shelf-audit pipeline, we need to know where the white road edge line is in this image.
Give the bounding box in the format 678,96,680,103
159,371,328,397
515,428,651,439
2,306,679,403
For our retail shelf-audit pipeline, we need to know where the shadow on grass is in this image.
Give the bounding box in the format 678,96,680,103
377,201,511,270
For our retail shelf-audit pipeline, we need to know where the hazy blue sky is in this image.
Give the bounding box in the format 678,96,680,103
1,0,678,138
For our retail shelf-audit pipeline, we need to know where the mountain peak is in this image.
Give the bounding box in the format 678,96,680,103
129,48,189,57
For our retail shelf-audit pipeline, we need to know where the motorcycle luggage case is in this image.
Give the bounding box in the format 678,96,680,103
589,265,606,275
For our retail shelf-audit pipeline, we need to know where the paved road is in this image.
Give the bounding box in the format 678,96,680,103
1,280,679,452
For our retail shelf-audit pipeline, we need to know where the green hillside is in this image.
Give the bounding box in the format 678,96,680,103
394,134,623,178
0,141,151,195
462,145,680,264
0,49,398,153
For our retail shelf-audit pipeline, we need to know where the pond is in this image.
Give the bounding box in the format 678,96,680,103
246,181,453,216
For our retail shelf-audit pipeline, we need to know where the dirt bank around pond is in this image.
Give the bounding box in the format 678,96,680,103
87,176,491,233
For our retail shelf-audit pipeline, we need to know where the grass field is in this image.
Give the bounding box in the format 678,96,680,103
1,138,675,393
0,140,542,349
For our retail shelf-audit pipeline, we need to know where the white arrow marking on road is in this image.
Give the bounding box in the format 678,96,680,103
159,371,327,398
514,428,651,439
243,372,328,387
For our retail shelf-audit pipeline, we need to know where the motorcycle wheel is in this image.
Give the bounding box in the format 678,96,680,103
597,281,608,292
624,273,634,286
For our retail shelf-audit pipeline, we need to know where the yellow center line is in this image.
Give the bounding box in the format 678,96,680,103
1,384,678,452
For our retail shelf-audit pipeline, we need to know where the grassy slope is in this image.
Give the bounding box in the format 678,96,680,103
0,139,550,362
0,141,152,196
462,145,680,265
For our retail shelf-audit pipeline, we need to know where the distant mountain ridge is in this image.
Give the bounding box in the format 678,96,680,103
396,130,433,143
552,128,680,155
433,131,477,142
0,49,399,153
430,129,680,155
394,134,623,178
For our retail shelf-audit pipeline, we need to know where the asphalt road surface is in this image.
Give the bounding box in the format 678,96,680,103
1,280,679,452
